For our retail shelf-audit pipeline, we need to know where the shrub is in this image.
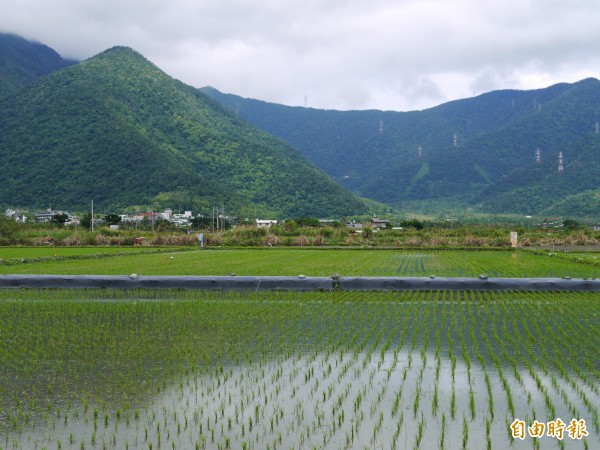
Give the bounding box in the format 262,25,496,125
148,234,165,246
294,235,308,246
264,234,280,246
206,233,222,246
334,228,350,241
232,226,267,241
345,236,360,246
461,236,489,247
405,237,423,247
312,235,324,246
94,234,111,245
63,233,82,246
161,234,197,246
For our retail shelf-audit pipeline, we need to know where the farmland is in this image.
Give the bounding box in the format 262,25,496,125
0,248,598,278
0,247,598,449
0,289,598,450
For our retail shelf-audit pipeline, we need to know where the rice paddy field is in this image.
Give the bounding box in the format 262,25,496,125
0,248,598,278
0,248,598,449
0,288,598,450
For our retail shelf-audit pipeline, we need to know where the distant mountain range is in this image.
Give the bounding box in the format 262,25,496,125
202,81,600,217
1,33,598,218
0,34,366,217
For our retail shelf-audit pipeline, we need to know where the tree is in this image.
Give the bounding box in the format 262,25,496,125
282,219,298,232
296,217,320,227
400,219,424,230
190,216,212,229
0,215,19,243
562,219,581,231
80,213,92,229
52,213,69,227
104,213,121,226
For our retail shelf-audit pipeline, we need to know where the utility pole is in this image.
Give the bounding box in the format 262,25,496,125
91,200,94,232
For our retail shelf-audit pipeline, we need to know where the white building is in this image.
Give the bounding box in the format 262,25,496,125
256,219,278,228
160,209,173,220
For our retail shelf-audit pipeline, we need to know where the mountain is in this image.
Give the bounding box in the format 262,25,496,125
0,46,366,217
0,33,75,97
201,81,600,216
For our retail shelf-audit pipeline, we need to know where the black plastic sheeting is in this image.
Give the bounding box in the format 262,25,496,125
0,274,599,291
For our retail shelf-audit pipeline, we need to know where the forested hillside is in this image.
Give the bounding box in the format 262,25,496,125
0,46,366,217
0,33,74,97
202,80,600,216
2,32,597,218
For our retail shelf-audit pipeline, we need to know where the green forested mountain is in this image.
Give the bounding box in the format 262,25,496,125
0,46,366,217
202,81,600,216
0,33,75,97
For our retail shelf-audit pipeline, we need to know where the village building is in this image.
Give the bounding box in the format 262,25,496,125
256,219,278,228
370,218,390,229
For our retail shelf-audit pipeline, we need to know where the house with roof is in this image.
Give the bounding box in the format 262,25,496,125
256,219,278,228
370,218,390,229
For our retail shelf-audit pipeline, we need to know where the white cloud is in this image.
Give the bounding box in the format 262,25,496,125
1,0,600,110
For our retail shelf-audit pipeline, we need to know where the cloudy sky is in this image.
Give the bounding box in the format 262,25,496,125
2,0,600,111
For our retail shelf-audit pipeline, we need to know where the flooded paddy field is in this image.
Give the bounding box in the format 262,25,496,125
0,289,598,449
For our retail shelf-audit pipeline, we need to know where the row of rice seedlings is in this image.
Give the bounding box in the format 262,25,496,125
1,289,598,449
512,293,593,419
497,291,596,449
525,291,600,434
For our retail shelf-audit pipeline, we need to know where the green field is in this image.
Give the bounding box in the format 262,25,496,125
0,248,598,278
0,246,191,259
0,289,598,449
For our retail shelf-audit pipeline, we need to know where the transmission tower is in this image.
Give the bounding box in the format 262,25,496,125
558,151,564,174
535,148,541,163
379,120,384,134
418,144,422,158
453,133,458,147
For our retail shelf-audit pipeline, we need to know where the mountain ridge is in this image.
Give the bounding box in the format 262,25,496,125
201,79,600,216
0,33,75,97
1,33,597,218
0,45,367,217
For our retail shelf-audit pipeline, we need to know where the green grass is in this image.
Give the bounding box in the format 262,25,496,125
0,248,598,278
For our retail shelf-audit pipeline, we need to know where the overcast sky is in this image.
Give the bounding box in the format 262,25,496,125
2,0,600,111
